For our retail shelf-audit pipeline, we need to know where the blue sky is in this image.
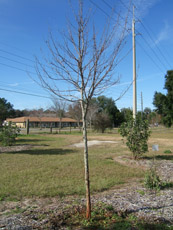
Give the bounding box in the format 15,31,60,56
0,0,172,111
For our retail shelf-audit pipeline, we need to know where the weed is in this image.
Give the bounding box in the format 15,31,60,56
164,149,172,154
137,190,145,196
161,181,173,189
0,195,6,201
144,167,162,191
105,204,114,211
47,204,173,230
4,206,26,215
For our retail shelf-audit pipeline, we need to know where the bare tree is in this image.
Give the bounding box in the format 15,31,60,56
30,108,44,128
87,103,99,130
36,0,129,218
50,96,66,132
93,112,112,133
68,102,82,131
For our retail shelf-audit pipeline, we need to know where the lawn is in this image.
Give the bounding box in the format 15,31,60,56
0,127,172,201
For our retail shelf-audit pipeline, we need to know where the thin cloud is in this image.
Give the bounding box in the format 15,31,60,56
120,0,160,19
155,21,171,45
9,83,19,87
8,81,34,87
133,0,160,19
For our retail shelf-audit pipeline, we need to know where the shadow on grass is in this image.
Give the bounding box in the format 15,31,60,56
13,148,76,155
17,138,51,144
143,155,173,161
155,155,173,160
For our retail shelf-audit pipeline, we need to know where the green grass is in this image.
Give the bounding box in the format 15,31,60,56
0,133,143,200
0,128,172,201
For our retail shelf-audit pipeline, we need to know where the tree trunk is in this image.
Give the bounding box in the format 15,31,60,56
50,123,52,134
77,121,81,132
26,119,29,135
59,119,62,134
82,109,91,219
90,117,92,131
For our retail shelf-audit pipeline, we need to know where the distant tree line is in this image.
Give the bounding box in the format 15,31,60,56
153,70,173,127
0,96,164,129
1,69,173,129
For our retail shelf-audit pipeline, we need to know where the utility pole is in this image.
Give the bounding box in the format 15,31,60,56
132,5,137,119
141,92,143,119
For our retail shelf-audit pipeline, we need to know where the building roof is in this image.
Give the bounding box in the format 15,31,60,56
6,116,78,123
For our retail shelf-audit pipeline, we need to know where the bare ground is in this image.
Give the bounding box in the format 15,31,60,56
0,145,33,153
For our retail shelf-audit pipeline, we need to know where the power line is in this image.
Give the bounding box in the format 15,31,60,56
0,49,35,63
118,0,172,70
0,62,37,75
0,48,54,73
139,34,168,70
136,40,165,74
118,0,132,12
89,0,131,32
0,55,35,69
94,0,169,76
0,41,34,56
89,0,112,18
0,56,56,76
139,21,172,69
0,48,73,75
101,0,131,27
0,81,41,95
0,87,51,99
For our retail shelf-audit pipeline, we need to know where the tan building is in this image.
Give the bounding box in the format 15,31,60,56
6,117,81,128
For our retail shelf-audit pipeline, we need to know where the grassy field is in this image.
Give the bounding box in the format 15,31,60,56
0,127,173,201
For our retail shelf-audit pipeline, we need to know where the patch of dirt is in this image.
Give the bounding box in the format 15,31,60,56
0,145,33,153
114,155,151,169
71,140,118,148
114,155,173,181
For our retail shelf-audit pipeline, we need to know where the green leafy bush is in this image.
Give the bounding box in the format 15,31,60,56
144,166,162,191
0,123,20,146
119,116,151,160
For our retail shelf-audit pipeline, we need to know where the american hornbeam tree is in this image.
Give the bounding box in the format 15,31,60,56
36,0,129,219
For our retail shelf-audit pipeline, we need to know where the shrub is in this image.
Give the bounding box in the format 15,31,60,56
119,116,151,160
144,166,162,191
0,123,20,146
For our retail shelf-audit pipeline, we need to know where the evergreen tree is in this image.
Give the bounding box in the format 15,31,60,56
153,70,173,127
